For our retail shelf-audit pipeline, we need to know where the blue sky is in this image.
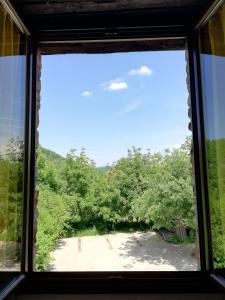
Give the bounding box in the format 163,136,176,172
40,50,190,166
201,54,225,141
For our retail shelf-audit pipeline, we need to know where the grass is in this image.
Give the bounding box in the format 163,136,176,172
69,227,101,237
66,224,196,247
64,222,195,245
65,221,150,237
168,234,195,244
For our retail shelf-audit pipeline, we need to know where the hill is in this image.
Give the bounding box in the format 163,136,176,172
39,146,111,173
96,166,111,173
39,146,65,171
40,146,65,162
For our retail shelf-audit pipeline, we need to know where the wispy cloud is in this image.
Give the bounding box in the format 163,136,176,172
115,99,142,116
103,79,128,91
81,91,93,97
129,66,152,76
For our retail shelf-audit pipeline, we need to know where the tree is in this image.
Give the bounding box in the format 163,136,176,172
63,148,95,197
133,138,195,234
37,147,60,192
35,137,196,270
36,189,69,270
108,147,149,220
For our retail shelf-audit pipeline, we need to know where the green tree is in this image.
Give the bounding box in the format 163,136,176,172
108,147,149,220
133,139,194,234
36,189,69,271
35,137,196,270
37,147,60,192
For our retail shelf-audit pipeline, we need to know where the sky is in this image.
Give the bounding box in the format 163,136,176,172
39,50,190,166
0,56,26,155
201,54,225,141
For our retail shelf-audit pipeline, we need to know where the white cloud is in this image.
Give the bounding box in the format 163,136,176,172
129,66,152,76
81,91,93,97
104,79,128,91
115,99,142,116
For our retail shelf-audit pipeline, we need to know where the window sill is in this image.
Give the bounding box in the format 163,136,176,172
14,271,221,295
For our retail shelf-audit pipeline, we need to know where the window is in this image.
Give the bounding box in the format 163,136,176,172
0,1,28,295
200,1,225,273
1,0,225,296
35,50,200,272
0,2,27,270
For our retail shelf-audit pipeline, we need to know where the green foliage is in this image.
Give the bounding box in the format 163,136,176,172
65,221,149,237
37,147,61,192
0,138,24,263
40,146,65,170
96,166,111,173
36,136,196,271
206,139,225,269
133,146,194,231
63,148,96,197
108,147,150,220
168,234,195,244
35,189,69,271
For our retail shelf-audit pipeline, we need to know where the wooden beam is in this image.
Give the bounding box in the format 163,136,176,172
12,0,208,15
40,38,186,55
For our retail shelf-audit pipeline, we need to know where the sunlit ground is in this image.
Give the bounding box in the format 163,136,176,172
49,231,198,271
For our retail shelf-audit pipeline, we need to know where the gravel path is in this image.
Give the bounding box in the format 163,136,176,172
49,231,199,271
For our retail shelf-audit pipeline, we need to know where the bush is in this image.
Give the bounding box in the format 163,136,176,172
36,137,196,270
35,189,68,271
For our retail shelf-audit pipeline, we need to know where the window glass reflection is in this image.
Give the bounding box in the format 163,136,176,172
0,4,26,271
200,3,225,270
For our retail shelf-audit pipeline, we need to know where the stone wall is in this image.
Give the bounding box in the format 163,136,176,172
33,49,41,267
185,48,200,261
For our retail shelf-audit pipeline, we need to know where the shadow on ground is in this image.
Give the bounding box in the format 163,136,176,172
47,239,67,271
118,232,198,271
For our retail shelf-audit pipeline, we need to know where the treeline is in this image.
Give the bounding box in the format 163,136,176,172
0,137,224,271
36,137,195,271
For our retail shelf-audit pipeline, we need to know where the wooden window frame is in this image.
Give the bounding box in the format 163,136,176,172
0,0,30,298
1,0,225,298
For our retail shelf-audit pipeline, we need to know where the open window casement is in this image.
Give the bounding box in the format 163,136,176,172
1,0,225,298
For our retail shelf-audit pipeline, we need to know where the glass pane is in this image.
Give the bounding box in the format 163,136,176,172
200,2,225,270
35,50,200,271
0,3,27,271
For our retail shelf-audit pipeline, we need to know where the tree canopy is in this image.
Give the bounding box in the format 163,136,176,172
35,137,198,271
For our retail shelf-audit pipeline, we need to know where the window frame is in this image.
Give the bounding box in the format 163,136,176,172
193,0,225,288
0,0,31,298
1,0,225,297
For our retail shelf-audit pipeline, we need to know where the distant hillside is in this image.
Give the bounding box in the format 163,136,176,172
39,146,111,173
40,146,65,162
39,146,65,171
96,166,111,173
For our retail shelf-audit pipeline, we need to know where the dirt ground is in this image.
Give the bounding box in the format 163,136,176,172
49,231,199,271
